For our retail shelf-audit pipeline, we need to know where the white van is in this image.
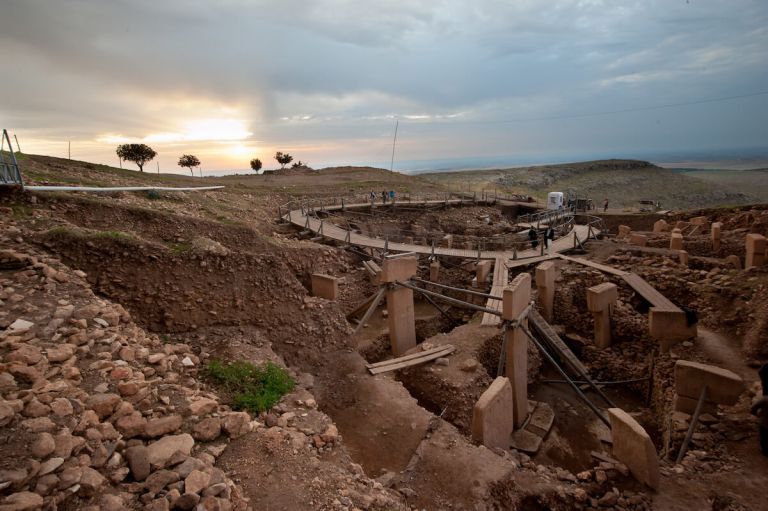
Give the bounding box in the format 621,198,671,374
547,192,564,210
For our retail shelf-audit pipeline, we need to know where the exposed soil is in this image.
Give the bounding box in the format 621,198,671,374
1,154,767,511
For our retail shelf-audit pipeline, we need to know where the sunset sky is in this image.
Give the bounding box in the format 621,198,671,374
1,0,767,173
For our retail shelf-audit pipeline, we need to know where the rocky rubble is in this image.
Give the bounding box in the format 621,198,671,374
0,217,409,511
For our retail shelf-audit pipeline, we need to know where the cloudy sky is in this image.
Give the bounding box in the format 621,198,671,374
1,0,767,173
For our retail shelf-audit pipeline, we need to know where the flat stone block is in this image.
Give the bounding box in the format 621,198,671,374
673,394,718,415
586,282,618,312
653,219,668,233
502,273,531,320
380,256,418,283
629,234,648,247
690,216,709,228
471,377,514,450
649,308,696,351
607,408,659,489
510,427,542,454
311,274,339,300
617,225,631,238
674,360,744,405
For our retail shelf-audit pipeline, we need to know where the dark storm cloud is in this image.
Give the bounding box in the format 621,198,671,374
0,0,766,168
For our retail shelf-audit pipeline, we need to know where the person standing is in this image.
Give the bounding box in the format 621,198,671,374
389,190,395,203
545,225,555,254
381,190,387,204
369,190,376,203
603,197,609,212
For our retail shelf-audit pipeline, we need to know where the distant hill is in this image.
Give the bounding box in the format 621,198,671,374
421,159,762,210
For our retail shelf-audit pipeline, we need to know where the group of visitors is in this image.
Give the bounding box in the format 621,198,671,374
370,190,396,204
527,225,556,253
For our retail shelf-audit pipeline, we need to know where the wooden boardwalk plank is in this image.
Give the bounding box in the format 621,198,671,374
621,273,679,311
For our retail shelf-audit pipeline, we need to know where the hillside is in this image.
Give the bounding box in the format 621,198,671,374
421,159,762,210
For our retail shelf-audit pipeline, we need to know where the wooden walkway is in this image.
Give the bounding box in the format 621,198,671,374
481,257,508,326
556,255,681,313
285,200,596,261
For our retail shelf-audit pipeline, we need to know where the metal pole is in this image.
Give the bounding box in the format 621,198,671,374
397,281,501,315
521,325,610,427
411,277,501,300
353,287,386,335
389,119,399,172
13,134,21,153
676,386,708,464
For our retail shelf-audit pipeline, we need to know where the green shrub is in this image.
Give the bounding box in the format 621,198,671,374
204,360,294,414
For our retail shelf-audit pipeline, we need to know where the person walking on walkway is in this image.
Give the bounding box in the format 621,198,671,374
369,190,376,203
381,190,387,204
528,227,539,249
603,197,609,212
545,225,555,254
389,190,395,203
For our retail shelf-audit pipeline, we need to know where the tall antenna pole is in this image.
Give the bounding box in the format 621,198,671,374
157,161,160,174
389,119,399,172
68,141,71,160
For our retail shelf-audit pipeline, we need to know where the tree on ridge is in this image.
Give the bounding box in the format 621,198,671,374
178,154,201,176
250,158,262,172
116,144,157,173
275,151,293,169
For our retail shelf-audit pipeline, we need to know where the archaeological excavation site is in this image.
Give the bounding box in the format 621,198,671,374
1,158,767,511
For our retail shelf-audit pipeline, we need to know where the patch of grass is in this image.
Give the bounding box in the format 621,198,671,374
11,205,33,218
94,230,134,240
204,360,294,414
167,242,192,254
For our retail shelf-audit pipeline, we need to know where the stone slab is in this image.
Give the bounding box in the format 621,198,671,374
471,377,514,450
607,408,659,489
476,260,492,284
586,282,618,312
510,428,542,454
649,308,696,352
746,233,766,268
670,232,684,251
678,250,689,266
629,233,648,247
653,219,668,233
429,261,440,282
674,360,744,405
673,394,718,415
380,256,418,283
311,274,339,300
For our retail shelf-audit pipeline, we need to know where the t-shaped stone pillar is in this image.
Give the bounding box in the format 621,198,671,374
381,256,418,356
586,283,618,349
746,233,766,269
711,222,722,252
502,273,531,428
535,261,556,323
